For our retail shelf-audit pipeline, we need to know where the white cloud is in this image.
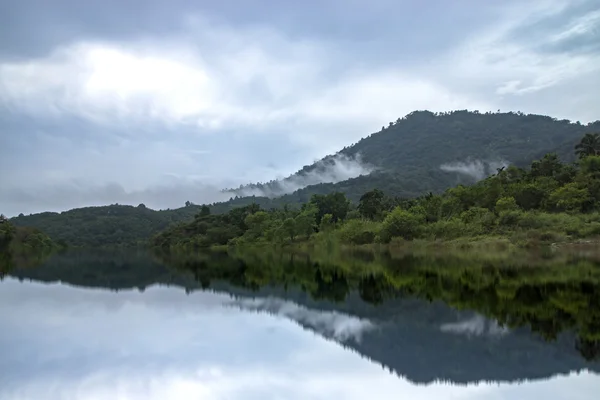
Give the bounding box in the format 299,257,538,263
1,2,599,214
440,159,510,182
440,0,600,116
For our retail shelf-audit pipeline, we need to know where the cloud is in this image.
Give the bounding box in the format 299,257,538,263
227,153,375,198
1,0,599,215
440,159,509,181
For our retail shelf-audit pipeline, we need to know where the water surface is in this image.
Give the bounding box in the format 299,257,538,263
1,249,599,399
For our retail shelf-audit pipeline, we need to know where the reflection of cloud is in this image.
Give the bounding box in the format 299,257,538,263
1,279,599,399
440,315,509,337
230,297,375,343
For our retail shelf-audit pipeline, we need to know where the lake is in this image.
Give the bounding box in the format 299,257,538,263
1,248,599,399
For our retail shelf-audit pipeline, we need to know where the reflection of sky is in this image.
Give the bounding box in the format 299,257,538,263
1,279,599,400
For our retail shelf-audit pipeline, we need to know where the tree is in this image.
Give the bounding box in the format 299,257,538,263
358,189,385,220
495,196,519,213
199,205,211,217
548,183,589,212
0,216,16,250
530,153,563,178
575,133,600,159
295,204,317,237
380,207,424,241
282,218,296,241
310,192,350,224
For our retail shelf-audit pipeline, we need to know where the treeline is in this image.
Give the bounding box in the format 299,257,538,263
153,133,600,249
0,215,60,275
11,203,204,248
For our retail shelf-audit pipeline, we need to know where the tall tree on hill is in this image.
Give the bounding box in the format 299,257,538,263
575,133,600,159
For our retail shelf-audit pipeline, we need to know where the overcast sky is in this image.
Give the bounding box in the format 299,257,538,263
1,0,599,216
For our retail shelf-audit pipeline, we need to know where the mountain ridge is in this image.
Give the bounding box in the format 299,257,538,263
10,109,600,246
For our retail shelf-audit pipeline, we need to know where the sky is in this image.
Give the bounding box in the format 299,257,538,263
1,278,599,399
1,0,599,216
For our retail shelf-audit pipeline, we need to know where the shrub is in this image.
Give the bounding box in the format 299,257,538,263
380,208,424,242
339,219,379,245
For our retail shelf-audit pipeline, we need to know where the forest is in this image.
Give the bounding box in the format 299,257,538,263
8,111,600,248
0,215,60,274
152,133,600,250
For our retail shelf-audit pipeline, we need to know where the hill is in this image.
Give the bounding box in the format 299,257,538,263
224,110,600,205
10,203,203,247
11,110,600,246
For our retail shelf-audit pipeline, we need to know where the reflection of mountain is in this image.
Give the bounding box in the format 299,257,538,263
8,250,600,385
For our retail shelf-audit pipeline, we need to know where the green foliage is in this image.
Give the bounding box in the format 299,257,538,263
548,183,590,213
339,219,380,245
12,204,205,248
496,197,519,213
310,192,350,224
380,207,424,242
150,133,600,249
358,189,386,220
575,133,600,159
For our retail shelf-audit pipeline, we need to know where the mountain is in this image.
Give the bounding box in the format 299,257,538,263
10,109,600,246
223,110,600,204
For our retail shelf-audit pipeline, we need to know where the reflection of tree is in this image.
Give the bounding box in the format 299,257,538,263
358,274,395,305
576,338,600,361
8,248,600,363
313,267,349,302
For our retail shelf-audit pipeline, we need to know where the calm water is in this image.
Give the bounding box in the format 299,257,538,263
1,249,599,399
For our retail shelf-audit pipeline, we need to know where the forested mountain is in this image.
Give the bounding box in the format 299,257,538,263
10,110,600,246
225,110,600,204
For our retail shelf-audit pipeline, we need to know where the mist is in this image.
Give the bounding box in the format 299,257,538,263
2,153,375,217
230,297,376,343
225,153,375,198
440,159,510,181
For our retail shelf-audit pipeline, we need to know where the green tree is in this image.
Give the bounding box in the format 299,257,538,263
282,218,297,241
199,205,211,217
575,133,600,159
295,205,317,238
548,183,589,212
530,153,563,178
319,214,334,232
495,196,519,213
380,207,424,241
310,192,350,224
358,189,385,220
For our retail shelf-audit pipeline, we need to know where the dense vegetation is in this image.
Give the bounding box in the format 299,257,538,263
11,111,600,248
11,203,204,247
0,215,59,276
153,133,600,250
